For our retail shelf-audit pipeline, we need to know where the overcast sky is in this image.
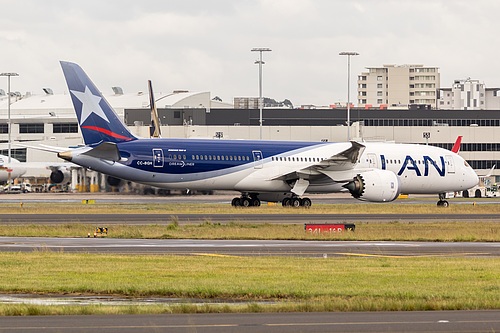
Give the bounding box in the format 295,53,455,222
1,0,500,106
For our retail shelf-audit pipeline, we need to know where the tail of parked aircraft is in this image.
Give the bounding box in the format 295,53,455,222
60,61,136,145
148,80,161,138
451,136,463,153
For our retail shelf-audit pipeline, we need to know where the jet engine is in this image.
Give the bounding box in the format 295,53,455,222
343,169,401,202
106,176,123,187
49,167,71,184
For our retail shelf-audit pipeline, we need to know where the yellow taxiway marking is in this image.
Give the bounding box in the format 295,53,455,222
410,253,490,258
335,253,406,258
335,252,490,258
190,253,243,258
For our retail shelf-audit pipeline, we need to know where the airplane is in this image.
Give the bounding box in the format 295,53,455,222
0,155,26,183
0,154,75,187
33,61,479,207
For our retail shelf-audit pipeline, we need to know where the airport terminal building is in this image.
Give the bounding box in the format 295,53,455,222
1,89,500,190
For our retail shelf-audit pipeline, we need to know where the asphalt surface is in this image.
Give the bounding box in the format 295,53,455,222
0,191,496,205
1,237,499,257
0,311,499,332
0,212,499,225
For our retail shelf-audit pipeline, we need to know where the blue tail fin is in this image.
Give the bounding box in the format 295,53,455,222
60,61,136,145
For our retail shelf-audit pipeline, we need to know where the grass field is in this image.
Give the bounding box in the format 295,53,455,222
0,253,498,315
0,221,499,241
0,201,499,315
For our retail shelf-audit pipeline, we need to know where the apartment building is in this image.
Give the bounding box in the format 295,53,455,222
358,64,440,109
438,78,500,110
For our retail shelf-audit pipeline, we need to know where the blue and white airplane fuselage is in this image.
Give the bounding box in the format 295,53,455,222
52,62,478,207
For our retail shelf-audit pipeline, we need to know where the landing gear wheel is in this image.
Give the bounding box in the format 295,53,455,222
301,197,312,207
241,197,251,207
282,198,291,207
251,198,261,207
291,198,301,208
437,200,449,207
231,197,241,207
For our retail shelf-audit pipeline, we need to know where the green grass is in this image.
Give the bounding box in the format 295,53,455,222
0,201,499,315
0,221,499,241
1,201,499,215
0,253,498,315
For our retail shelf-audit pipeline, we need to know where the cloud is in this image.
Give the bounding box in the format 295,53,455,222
1,0,500,106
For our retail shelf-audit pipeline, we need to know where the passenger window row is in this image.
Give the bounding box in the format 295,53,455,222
271,156,325,162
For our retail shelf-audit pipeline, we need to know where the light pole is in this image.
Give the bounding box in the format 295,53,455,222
251,47,271,140
339,52,359,141
0,72,19,191
0,73,19,163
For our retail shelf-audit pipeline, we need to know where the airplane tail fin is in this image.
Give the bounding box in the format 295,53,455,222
148,80,161,138
451,136,462,153
60,61,136,145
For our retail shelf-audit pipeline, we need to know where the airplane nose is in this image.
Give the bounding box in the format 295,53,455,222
469,169,479,188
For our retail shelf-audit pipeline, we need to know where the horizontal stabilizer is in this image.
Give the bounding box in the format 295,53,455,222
16,143,69,153
81,142,122,162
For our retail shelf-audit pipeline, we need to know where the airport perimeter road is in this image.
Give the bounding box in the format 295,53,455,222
1,237,499,257
0,213,499,225
0,311,498,332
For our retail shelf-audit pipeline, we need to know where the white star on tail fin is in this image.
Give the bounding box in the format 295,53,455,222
70,86,109,124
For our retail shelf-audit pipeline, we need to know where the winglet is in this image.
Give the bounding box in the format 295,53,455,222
484,164,496,178
451,136,462,154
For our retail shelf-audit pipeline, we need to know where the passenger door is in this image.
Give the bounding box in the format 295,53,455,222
153,149,164,168
252,150,263,169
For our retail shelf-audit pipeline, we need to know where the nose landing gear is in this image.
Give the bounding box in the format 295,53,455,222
437,193,449,207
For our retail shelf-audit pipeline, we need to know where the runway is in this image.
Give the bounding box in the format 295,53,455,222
0,311,499,332
0,212,498,225
1,237,498,257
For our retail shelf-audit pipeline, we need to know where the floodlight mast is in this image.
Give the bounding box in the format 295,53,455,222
251,48,272,140
339,52,359,141
0,72,19,192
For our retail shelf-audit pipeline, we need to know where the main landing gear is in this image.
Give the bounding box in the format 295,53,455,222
230,195,312,208
231,195,261,207
437,193,449,207
282,197,312,208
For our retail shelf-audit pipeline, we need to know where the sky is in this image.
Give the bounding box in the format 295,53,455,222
1,0,500,107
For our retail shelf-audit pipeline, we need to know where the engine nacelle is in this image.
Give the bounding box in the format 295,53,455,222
49,167,71,184
343,169,401,202
106,176,123,187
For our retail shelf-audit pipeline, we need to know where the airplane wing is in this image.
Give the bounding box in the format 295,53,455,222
271,141,365,182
